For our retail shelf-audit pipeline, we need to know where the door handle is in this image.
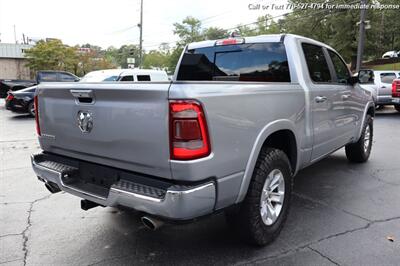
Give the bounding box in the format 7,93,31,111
315,96,327,103
342,95,350,100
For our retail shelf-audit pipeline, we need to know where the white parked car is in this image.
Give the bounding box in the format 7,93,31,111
118,69,169,82
80,69,168,82
382,50,399,59
80,69,125,82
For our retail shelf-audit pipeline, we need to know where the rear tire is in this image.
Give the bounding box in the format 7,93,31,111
345,115,373,163
28,101,35,117
226,148,292,246
394,105,400,112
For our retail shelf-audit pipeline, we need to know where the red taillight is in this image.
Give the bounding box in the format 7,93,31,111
34,95,41,136
392,79,400,98
169,100,211,160
215,38,244,46
6,93,14,101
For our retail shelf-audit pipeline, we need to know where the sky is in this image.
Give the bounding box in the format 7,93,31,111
0,0,289,50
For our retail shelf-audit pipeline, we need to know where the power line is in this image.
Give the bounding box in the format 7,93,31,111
140,7,345,49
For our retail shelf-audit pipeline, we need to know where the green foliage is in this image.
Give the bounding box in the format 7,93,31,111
280,0,400,67
105,45,140,69
203,27,228,40
173,16,203,47
25,40,78,74
26,7,400,77
25,40,115,76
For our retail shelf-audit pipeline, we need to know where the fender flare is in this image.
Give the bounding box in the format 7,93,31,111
356,101,375,141
235,119,300,203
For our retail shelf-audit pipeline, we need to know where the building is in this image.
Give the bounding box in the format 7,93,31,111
0,43,33,79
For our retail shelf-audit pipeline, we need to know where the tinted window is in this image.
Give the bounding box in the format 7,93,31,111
137,75,151,81
177,43,290,82
120,75,134,81
328,50,350,84
39,72,58,81
380,73,396,84
59,73,76,81
302,43,332,83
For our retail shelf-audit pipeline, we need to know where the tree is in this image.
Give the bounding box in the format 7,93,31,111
25,39,78,75
142,49,169,70
173,16,203,47
106,45,140,68
203,27,228,40
280,0,400,68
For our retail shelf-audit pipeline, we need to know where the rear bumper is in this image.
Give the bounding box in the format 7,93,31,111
376,95,400,105
31,153,216,220
5,100,29,113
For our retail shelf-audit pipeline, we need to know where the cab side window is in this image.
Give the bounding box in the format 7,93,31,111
328,50,351,84
137,75,151,81
302,43,332,83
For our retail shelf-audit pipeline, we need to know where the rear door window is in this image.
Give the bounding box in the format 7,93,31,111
380,73,396,84
177,42,290,82
137,75,151,81
302,43,332,83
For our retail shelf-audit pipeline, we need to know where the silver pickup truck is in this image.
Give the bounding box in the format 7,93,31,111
31,34,375,246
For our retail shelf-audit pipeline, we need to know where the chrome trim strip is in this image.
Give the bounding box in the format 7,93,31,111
167,182,214,194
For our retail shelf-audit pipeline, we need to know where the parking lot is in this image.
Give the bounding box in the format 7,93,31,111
0,99,399,266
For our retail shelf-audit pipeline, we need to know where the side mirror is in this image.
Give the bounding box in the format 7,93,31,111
348,76,359,85
358,69,374,84
74,78,81,82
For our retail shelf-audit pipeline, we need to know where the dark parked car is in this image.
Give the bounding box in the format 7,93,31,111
5,86,37,116
0,70,79,98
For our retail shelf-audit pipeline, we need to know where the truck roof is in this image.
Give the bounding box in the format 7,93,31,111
187,34,335,52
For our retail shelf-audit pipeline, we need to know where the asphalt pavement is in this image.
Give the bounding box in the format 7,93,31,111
1,99,399,265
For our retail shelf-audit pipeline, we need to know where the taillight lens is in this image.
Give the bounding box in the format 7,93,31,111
215,38,244,46
6,93,14,101
34,95,41,136
392,79,400,98
169,100,210,160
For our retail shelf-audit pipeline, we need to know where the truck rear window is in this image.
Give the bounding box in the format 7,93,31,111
177,43,290,82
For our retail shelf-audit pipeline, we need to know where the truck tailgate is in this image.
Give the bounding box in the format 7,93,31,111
36,82,172,179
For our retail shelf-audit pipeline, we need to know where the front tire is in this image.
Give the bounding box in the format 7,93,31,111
226,148,292,246
345,115,373,163
394,105,400,112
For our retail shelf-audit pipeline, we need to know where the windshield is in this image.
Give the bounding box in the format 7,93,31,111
102,76,119,81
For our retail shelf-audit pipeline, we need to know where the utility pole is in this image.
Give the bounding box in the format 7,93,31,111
13,25,17,44
356,0,367,73
138,0,143,68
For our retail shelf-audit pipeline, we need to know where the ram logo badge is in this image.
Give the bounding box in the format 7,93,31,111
77,111,93,133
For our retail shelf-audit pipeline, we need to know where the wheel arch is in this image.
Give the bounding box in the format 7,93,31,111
235,120,299,203
356,101,375,141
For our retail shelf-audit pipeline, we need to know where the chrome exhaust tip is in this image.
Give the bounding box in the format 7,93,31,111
141,216,164,231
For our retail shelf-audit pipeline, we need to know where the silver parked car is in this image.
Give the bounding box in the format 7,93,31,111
31,34,375,246
359,70,400,109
